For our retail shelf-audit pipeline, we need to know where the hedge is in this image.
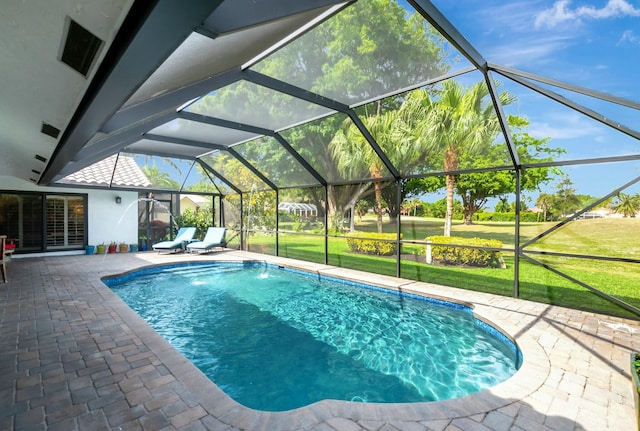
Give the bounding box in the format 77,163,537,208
346,232,399,256
426,235,505,268
474,211,538,222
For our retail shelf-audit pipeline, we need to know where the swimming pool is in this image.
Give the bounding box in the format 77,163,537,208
105,262,521,412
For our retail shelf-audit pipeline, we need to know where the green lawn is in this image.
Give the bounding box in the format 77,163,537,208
244,216,640,320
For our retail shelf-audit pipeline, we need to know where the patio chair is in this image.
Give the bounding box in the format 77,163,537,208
186,227,227,254
1,235,7,283
152,227,197,253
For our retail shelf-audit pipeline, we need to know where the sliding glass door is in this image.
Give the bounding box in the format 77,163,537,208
45,195,86,250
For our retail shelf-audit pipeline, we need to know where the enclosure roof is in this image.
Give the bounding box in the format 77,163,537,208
2,0,637,195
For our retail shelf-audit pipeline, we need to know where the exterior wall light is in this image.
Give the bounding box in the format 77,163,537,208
115,196,122,204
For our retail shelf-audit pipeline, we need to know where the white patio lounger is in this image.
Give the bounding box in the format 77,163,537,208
186,227,226,254
152,227,197,253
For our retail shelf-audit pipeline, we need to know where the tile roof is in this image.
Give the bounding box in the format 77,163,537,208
57,155,151,188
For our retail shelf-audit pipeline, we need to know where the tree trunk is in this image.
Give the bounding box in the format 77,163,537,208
444,173,455,236
463,210,473,225
328,183,371,232
348,204,356,231
443,146,458,237
461,193,485,226
374,180,383,233
380,182,398,223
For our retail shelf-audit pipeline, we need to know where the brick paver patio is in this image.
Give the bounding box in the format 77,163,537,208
1,251,638,430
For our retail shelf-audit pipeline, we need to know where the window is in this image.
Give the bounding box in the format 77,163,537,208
0,193,43,252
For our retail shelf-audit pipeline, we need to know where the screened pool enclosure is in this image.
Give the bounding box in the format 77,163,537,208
44,1,640,319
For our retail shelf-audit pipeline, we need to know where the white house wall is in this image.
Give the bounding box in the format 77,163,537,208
88,191,138,246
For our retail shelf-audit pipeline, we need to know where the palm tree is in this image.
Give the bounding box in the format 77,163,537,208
330,89,448,232
611,192,640,218
331,93,440,233
536,192,554,222
331,113,397,233
415,80,514,236
141,163,181,190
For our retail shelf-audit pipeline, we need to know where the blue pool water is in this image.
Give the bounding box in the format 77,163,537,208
106,262,521,411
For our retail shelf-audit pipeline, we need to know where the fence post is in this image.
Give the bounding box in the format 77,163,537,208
425,240,432,264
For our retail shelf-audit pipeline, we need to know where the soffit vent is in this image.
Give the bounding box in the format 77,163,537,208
41,122,61,139
60,18,103,77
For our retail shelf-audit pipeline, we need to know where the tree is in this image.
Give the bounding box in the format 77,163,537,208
553,175,581,218
425,198,462,219
611,192,640,218
256,0,452,105
141,163,181,190
495,197,510,213
240,0,451,228
402,199,422,217
393,81,514,233
536,193,555,221
355,200,370,222
420,81,515,235
452,115,562,224
331,113,396,232
392,113,562,225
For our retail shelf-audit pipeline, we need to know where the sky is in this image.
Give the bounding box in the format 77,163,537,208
430,0,640,202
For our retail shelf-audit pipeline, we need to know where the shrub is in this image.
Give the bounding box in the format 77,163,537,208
426,236,505,268
174,208,213,237
278,210,298,223
346,232,399,256
473,211,538,222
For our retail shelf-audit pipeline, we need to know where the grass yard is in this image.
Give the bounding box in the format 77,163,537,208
245,215,640,320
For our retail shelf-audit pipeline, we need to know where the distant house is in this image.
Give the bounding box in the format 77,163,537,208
580,209,607,219
180,194,211,215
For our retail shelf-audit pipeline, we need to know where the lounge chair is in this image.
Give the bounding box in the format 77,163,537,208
186,227,226,254
152,227,196,253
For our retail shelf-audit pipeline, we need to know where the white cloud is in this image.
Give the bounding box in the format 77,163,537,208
535,0,640,29
618,29,640,45
476,1,543,34
487,35,572,67
527,111,602,140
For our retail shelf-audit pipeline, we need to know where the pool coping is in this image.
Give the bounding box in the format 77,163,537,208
103,256,550,428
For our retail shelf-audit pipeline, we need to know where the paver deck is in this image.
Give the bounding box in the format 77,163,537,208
1,250,639,430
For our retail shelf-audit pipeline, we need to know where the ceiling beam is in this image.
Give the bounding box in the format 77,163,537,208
143,133,226,152
52,111,177,182
40,0,225,185
179,111,327,186
201,0,348,35
103,69,245,134
485,71,519,167
499,70,640,141
178,111,270,137
198,160,242,195
242,69,348,112
489,63,640,110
